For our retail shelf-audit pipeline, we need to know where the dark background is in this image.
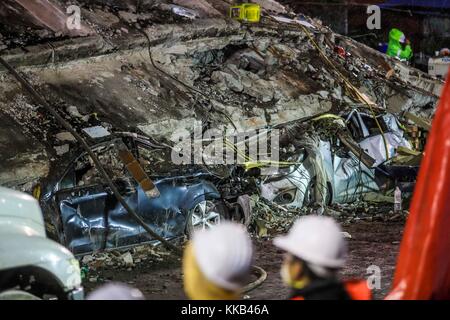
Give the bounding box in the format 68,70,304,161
279,0,450,71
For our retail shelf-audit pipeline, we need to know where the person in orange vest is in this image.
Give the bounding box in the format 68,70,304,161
274,216,371,300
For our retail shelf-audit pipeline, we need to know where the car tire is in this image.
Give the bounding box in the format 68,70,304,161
186,199,228,239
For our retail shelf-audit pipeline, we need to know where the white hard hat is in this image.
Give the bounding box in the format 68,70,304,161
274,216,347,268
192,222,253,290
87,283,145,300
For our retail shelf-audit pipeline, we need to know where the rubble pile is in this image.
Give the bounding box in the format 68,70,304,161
330,203,409,224
248,194,306,236
0,0,444,262
248,194,408,238
82,245,171,271
80,244,172,282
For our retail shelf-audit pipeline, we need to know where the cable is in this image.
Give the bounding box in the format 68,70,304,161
266,15,390,162
242,265,267,293
301,23,390,161
137,27,239,131
0,56,182,256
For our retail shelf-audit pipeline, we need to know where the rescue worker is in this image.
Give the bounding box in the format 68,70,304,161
274,216,371,300
183,222,253,300
386,28,413,61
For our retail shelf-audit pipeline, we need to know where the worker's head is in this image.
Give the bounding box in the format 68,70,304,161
87,283,145,300
389,28,406,44
274,216,347,289
183,222,253,300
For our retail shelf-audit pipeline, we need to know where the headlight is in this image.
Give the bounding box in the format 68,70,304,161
65,258,82,288
69,258,80,272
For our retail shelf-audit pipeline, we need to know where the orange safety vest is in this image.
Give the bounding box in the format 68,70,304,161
344,280,372,300
291,280,372,300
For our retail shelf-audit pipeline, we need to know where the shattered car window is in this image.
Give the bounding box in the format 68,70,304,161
360,114,389,136
76,144,125,187
136,144,173,175
346,111,389,141
59,168,76,190
58,143,130,190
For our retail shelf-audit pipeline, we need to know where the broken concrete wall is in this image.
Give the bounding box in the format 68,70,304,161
0,0,442,189
335,34,444,98
0,110,49,188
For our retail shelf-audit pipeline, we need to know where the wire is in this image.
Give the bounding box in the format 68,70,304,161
0,56,183,256
266,15,390,162
138,28,239,131
242,265,267,293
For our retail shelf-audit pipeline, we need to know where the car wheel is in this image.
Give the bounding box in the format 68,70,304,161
186,199,227,238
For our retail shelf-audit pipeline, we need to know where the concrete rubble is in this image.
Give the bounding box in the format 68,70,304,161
0,0,443,261
80,244,172,283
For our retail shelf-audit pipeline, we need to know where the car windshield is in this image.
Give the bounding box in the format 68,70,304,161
58,143,129,190
347,112,390,141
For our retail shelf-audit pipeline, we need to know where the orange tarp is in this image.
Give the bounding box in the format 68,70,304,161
388,74,450,300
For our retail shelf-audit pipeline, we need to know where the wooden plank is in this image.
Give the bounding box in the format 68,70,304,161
117,143,160,198
338,133,376,168
397,146,422,156
404,112,432,131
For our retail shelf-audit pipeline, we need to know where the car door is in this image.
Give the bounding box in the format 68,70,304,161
333,153,362,203
53,145,142,255
133,143,187,240
54,183,109,254
332,151,379,203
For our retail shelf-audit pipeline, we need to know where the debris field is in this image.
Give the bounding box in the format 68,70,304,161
0,0,444,300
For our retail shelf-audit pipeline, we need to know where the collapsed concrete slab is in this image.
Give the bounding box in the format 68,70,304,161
0,0,443,190
0,111,49,187
0,0,93,37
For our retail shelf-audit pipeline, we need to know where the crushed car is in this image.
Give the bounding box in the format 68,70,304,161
346,110,412,166
259,109,417,209
39,133,230,255
35,109,423,255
